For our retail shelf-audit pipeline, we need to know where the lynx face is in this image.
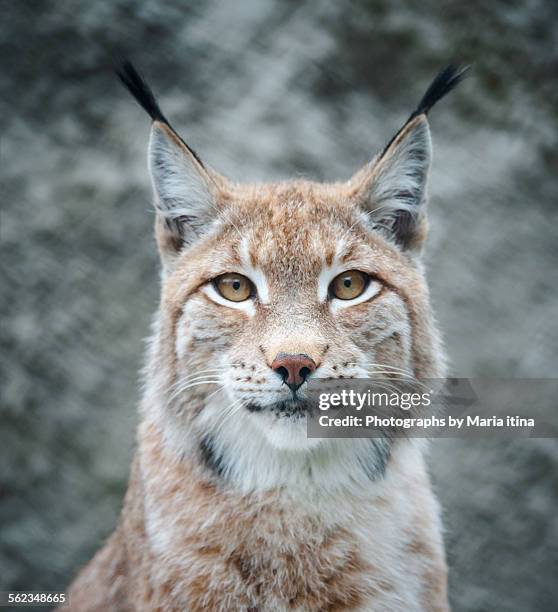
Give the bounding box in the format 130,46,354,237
118,63,462,487
164,181,421,452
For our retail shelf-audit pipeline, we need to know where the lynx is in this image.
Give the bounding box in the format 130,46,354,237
65,62,467,611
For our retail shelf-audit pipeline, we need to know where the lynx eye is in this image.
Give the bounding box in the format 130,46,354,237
330,270,368,301
213,273,253,302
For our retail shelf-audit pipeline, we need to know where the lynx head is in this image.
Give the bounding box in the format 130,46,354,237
118,63,465,490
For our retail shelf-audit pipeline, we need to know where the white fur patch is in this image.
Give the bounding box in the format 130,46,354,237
195,389,400,495
317,239,348,302
201,283,256,316
330,279,382,313
239,237,270,303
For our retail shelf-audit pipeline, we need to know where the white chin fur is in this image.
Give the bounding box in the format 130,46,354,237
190,389,397,495
249,410,325,451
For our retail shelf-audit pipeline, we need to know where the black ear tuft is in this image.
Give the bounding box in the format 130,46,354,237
115,60,168,123
411,64,470,118
115,59,206,169
379,64,469,159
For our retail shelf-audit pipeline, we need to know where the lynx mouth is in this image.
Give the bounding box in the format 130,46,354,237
246,398,314,418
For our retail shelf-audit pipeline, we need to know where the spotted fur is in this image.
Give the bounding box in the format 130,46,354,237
64,63,466,611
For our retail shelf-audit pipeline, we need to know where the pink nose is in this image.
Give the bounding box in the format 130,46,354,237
271,353,317,392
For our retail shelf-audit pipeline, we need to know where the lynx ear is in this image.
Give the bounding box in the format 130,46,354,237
148,121,217,251
353,64,468,252
116,61,221,261
357,116,432,251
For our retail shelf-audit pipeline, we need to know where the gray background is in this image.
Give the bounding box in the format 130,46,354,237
1,1,557,610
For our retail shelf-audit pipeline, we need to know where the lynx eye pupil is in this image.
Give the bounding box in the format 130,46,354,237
233,280,240,290
344,279,351,288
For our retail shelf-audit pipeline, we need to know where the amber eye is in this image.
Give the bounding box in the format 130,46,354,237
329,270,369,300
213,273,253,302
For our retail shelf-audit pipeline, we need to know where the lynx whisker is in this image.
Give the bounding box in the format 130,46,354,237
210,398,246,438
364,369,430,392
167,379,221,404
354,361,414,376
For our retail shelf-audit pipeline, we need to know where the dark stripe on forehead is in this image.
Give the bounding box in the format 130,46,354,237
339,243,362,264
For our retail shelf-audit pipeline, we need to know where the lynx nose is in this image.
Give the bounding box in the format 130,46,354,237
271,353,317,393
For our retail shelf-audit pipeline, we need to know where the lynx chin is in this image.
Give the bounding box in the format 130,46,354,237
64,62,467,611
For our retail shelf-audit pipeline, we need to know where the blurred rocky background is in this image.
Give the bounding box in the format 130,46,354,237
1,1,557,610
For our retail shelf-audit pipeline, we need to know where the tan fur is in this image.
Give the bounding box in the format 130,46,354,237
65,114,450,611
